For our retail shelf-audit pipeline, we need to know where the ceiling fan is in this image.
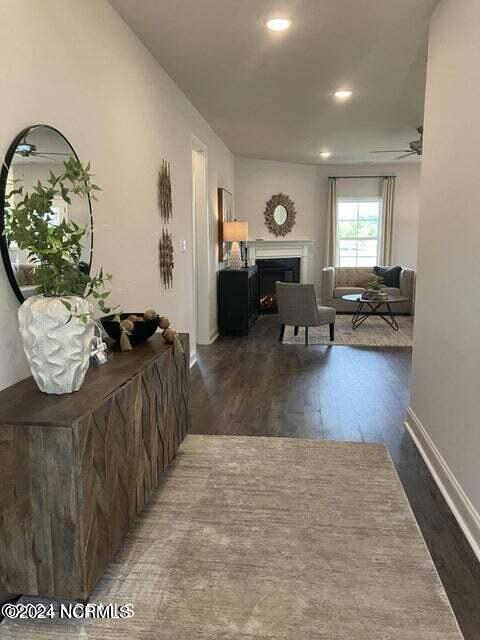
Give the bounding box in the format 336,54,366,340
370,126,423,160
15,137,71,161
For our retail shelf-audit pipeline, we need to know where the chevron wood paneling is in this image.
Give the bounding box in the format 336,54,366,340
0,334,190,599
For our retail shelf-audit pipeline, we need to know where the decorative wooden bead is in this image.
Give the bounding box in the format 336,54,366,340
159,316,170,330
144,309,158,321
162,329,176,344
120,319,134,333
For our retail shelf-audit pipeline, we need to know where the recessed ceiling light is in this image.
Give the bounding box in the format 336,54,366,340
334,90,353,100
266,18,291,31
320,151,332,159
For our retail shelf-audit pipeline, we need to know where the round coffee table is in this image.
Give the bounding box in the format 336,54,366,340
341,294,409,331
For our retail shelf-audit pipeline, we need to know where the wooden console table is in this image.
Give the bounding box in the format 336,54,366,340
0,334,190,599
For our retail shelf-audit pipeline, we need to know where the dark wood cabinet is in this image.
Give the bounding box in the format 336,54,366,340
218,266,258,335
0,334,190,599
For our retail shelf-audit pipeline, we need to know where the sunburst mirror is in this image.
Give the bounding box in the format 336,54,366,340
264,193,296,237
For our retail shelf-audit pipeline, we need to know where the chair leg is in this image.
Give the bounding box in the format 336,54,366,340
329,323,335,341
294,326,299,336
305,326,309,346
279,324,285,343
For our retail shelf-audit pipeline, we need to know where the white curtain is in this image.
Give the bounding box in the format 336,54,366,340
380,176,396,265
325,177,337,266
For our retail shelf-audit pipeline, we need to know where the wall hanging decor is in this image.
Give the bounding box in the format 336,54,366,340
158,159,172,222
159,228,174,288
264,193,296,237
218,187,233,262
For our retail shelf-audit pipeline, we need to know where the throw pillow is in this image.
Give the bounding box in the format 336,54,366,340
373,265,402,288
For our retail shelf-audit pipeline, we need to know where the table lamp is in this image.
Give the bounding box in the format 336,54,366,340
223,220,248,270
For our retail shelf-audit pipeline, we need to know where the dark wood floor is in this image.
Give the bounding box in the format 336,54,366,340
190,314,480,639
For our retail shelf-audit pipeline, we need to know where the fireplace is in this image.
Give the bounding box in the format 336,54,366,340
256,258,300,314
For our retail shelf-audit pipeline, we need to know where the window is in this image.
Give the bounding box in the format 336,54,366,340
336,197,382,267
48,198,69,226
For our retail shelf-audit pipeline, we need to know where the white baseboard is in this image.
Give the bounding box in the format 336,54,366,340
405,407,480,563
208,331,219,344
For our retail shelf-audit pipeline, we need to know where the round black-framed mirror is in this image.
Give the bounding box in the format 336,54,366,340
0,125,93,303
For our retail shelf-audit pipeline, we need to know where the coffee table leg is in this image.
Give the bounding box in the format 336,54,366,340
351,300,400,331
352,301,372,330
351,301,362,328
370,301,400,331
382,302,399,331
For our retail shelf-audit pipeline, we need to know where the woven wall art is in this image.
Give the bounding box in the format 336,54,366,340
159,228,174,288
158,160,172,222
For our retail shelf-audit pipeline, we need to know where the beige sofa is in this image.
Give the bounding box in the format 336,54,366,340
13,263,35,286
12,263,37,299
322,266,415,314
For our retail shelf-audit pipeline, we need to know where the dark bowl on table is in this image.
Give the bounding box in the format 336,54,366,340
101,313,159,345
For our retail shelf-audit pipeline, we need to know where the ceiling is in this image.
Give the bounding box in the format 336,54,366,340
109,0,438,165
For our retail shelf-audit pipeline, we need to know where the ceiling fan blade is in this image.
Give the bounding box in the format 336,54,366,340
32,151,70,156
370,150,410,154
31,153,67,161
395,152,416,160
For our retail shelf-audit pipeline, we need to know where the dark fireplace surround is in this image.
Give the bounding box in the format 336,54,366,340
256,257,300,314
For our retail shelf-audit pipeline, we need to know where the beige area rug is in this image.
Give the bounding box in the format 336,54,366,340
1,435,462,639
283,314,413,346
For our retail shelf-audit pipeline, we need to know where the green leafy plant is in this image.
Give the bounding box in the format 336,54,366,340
366,274,383,291
3,158,116,321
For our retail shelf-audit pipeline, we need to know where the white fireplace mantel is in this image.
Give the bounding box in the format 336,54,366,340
247,240,315,283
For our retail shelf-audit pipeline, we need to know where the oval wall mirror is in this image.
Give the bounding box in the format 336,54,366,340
0,125,93,303
264,193,296,237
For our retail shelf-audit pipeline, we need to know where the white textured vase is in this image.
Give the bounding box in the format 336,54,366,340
18,295,94,395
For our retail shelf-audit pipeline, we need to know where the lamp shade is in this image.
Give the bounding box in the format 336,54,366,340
223,220,248,242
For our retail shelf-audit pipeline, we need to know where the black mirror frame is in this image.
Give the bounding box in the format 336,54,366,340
0,124,94,304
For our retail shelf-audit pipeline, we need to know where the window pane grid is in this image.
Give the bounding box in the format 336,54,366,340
336,198,381,268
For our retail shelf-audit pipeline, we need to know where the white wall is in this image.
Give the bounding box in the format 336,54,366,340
235,157,421,292
409,0,480,547
0,0,234,389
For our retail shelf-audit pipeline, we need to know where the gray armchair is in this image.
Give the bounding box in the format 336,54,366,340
276,282,336,345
